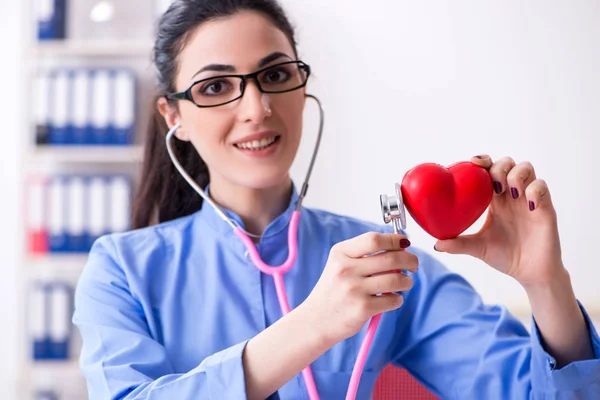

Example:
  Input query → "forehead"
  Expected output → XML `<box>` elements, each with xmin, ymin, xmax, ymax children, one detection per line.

<box><xmin>177</xmin><ymin>11</ymin><xmax>295</xmax><ymax>84</ymax></box>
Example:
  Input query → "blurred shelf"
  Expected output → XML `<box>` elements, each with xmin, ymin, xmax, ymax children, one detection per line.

<box><xmin>29</xmin><ymin>359</ymin><xmax>80</xmax><ymax>374</ymax></box>
<box><xmin>25</xmin><ymin>254</ymin><xmax>89</xmax><ymax>276</ymax></box>
<box><xmin>30</xmin><ymin>39</ymin><xmax>154</xmax><ymax>57</ymax></box>
<box><xmin>29</xmin><ymin>145</ymin><xmax>144</xmax><ymax>163</ymax></box>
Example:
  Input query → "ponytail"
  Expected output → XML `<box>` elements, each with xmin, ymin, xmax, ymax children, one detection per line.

<box><xmin>131</xmin><ymin>98</ymin><xmax>209</xmax><ymax>229</ymax></box>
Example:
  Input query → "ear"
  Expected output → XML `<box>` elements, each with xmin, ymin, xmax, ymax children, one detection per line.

<box><xmin>157</xmin><ymin>97</ymin><xmax>190</xmax><ymax>141</ymax></box>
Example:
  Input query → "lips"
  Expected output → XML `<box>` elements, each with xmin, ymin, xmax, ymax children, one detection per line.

<box><xmin>233</xmin><ymin>130</ymin><xmax>278</xmax><ymax>143</ymax></box>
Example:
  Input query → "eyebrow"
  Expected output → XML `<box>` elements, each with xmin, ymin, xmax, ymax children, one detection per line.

<box><xmin>190</xmin><ymin>52</ymin><xmax>293</xmax><ymax>80</ymax></box>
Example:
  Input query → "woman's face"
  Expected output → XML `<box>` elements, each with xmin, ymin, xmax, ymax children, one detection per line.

<box><xmin>162</xmin><ymin>11</ymin><xmax>305</xmax><ymax>191</ymax></box>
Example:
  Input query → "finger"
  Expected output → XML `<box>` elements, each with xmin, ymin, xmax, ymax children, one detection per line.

<box><xmin>506</xmin><ymin>161</ymin><xmax>537</xmax><ymax>200</ymax></box>
<box><xmin>364</xmin><ymin>272</ymin><xmax>414</xmax><ymax>295</ymax></box>
<box><xmin>471</xmin><ymin>154</ymin><xmax>493</xmax><ymax>169</ymax></box>
<box><xmin>336</xmin><ymin>232</ymin><xmax>410</xmax><ymax>259</ymax></box>
<box><xmin>368</xmin><ymin>292</ymin><xmax>404</xmax><ymax>314</ymax></box>
<box><xmin>489</xmin><ymin>156</ymin><xmax>516</xmax><ymax>195</ymax></box>
<box><xmin>525</xmin><ymin>179</ymin><xmax>553</xmax><ymax>212</ymax></box>
<box><xmin>434</xmin><ymin>233</ymin><xmax>485</xmax><ymax>259</ymax></box>
<box><xmin>359</xmin><ymin>249</ymin><xmax>419</xmax><ymax>276</ymax></box>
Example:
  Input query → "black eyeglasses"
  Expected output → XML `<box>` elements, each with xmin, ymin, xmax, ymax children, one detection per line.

<box><xmin>166</xmin><ymin>60</ymin><xmax>311</xmax><ymax>108</ymax></box>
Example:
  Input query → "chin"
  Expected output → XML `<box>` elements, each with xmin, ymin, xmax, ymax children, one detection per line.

<box><xmin>235</xmin><ymin>171</ymin><xmax>291</xmax><ymax>190</ymax></box>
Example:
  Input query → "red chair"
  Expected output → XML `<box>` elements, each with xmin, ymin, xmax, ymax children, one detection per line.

<box><xmin>373</xmin><ymin>365</ymin><xmax>438</xmax><ymax>400</ymax></box>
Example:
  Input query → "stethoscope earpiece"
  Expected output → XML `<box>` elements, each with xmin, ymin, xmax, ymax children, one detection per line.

<box><xmin>380</xmin><ymin>182</ymin><xmax>407</xmax><ymax>234</ymax></box>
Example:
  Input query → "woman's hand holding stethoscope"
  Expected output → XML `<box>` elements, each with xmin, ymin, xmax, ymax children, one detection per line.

<box><xmin>303</xmin><ymin>232</ymin><xmax>418</xmax><ymax>345</ymax></box>
<box><xmin>434</xmin><ymin>154</ymin><xmax>565</xmax><ymax>289</ymax></box>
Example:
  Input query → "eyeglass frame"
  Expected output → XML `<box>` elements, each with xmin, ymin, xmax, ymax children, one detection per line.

<box><xmin>165</xmin><ymin>60</ymin><xmax>311</xmax><ymax>108</ymax></box>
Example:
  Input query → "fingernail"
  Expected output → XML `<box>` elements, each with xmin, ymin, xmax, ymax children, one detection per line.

<box><xmin>529</xmin><ymin>201</ymin><xmax>535</xmax><ymax>211</ymax></box>
<box><xmin>433</xmin><ymin>244</ymin><xmax>439</xmax><ymax>251</ymax></box>
<box><xmin>475</xmin><ymin>155</ymin><xmax>485</xmax><ymax>159</ymax></box>
<box><xmin>493</xmin><ymin>181</ymin><xmax>502</xmax><ymax>194</ymax></box>
<box><xmin>511</xmin><ymin>187</ymin><xmax>519</xmax><ymax>199</ymax></box>
<box><xmin>400</xmin><ymin>239</ymin><xmax>411</xmax><ymax>249</ymax></box>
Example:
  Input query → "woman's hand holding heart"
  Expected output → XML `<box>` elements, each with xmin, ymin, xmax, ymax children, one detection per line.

<box><xmin>434</xmin><ymin>154</ymin><xmax>593</xmax><ymax>368</ymax></box>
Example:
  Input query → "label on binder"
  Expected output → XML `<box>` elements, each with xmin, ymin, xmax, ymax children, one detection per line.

<box><xmin>71</xmin><ymin>70</ymin><xmax>90</xmax><ymax>144</ymax></box>
<box><xmin>49</xmin><ymin>285</ymin><xmax>70</xmax><ymax>359</ymax></box>
<box><xmin>109</xmin><ymin>177</ymin><xmax>131</xmax><ymax>233</ymax></box>
<box><xmin>49</xmin><ymin>71</ymin><xmax>70</xmax><ymax>144</ymax></box>
<box><xmin>89</xmin><ymin>177</ymin><xmax>107</xmax><ymax>239</ymax></box>
<box><xmin>66</xmin><ymin>177</ymin><xmax>86</xmax><ymax>251</ymax></box>
<box><xmin>48</xmin><ymin>178</ymin><xmax>66</xmax><ymax>252</ymax></box>
<box><xmin>34</xmin><ymin>71</ymin><xmax>51</xmax><ymax>145</ymax></box>
<box><xmin>91</xmin><ymin>70</ymin><xmax>111</xmax><ymax>144</ymax></box>
<box><xmin>113</xmin><ymin>70</ymin><xmax>135</xmax><ymax>144</ymax></box>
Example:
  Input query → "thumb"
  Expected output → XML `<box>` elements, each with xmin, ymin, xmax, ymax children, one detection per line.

<box><xmin>434</xmin><ymin>233</ymin><xmax>485</xmax><ymax>259</ymax></box>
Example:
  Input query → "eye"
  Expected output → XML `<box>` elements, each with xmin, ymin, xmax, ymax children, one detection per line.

<box><xmin>262</xmin><ymin>68</ymin><xmax>290</xmax><ymax>84</ymax></box>
<box><xmin>199</xmin><ymin>79</ymin><xmax>233</xmax><ymax>96</ymax></box>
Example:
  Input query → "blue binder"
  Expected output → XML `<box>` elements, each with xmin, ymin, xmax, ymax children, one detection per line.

<box><xmin>90</xmin><ymin>69</ymin><xmax>113</xmax><ymax>145</ymax></box>
<box><xmin>65</xmin><ymin>175</ymin><xmax>88</xmax><ymax>252</ymax></box>
<box><xmin>48</xmin><ymin>176</ymin><xmax>68</xmax><ymax>252</ymax></box>
<box><xmin>48</xmin><ymin>70</ymin><xmax>71</xmax><ymax>145</ymax></box>
<box><xmin>111</xmin><ymin>69</ymin><xmax>137</xmax><ymax>145</ymax></box>
<box><xmin>34</xmin><ymin>70</ymin><xmax>51</xmax><ymax>145</ymax></box>
<box><xmin>87</xmin><ymin>175</ymin><xmax>109</xmax><ymax>249</ymax></box>
<box><xmin>70</xmin><ymin>69</ymin><xmax>92</xmax><ymax>145</ymax></box>
<box><xmin>48</xmin><ymin>282</ymin><xmax>72</xmax><ymax>359</ymax></box>
<box><xmin>31</xmin><ymin>282</ymin><xmax>50</xmax><ymax>360</ymax></box>
<box><xmin>37</xmin><ymin>0</ymin><xmax>67</xmax><ymax>41</ymax></box>
<box><xmin>108</xmin><ymin>175</ymin><xmax>132</xmax><ymax>233</ymax></box>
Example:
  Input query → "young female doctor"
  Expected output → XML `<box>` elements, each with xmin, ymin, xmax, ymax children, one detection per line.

<box><xmin>72</xmin><ymin>0</ymin><xmax>600</xmax><ymax>399</ymax></box>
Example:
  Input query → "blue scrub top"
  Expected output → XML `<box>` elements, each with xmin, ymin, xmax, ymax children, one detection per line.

<box><xmin>72</xmin><ymin>184</ymin><xmax>600</xmax><ymax>399</ymax></box>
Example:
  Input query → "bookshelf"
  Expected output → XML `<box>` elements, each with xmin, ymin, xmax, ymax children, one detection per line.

<box><xmin>17</xmin><ymin>1</ymin><xmax>166</xmax><ymax>398</ymax></box>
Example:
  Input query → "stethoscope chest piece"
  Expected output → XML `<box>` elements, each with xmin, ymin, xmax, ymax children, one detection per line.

<box><xmin>380</xmin><ymin>182</ymin><xmax>407</xmax><ymax>234</ymax></box>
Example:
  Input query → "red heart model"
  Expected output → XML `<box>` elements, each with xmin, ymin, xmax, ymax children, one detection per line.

<box><xmin>401</xmin><ymin>161</ymin><xmax>494</xmax><ymax>240</ymax></box>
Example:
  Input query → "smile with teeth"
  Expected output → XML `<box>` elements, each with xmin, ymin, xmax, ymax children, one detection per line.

<box><xmin>234</xmin><ymin>136</ymin><xmax>279</xmax><ymax>150</ymax></box>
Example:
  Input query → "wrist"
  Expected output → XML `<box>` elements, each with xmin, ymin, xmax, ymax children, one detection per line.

<box><xmin>520</xmin><ymin>262</ymin><xmax>570</xmax><ymax>294</ymax></box>
<box><xmin>295</xmin><ymin>299</ymin><xmax>339</xmax><ymax>350</ymax></box>
<box><xmin>292</xmin><ymin>299</ymin><xmax>341</xmax><ymax>351</ymax></box>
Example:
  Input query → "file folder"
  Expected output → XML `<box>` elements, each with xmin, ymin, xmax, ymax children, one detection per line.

<box><xmin>48</xmin><ymin>177</ymin><xmax>67</xmax><ymax>252</ymax></box>
<box><xmin>112</xmin><ymin>69</ymin><xmax>136</xmax><ymax>145</ymax></box>
<box><xmin>30</xmin><ymin>282</ymin><xmax>49</xmax><ymax>360</ymax></box>
<box><xmin>36</xmin><ymin>0</ymin><xmax>67</xmax><ymax>40</ymax></box>
<box><xmin>71</xmin><ymin>69</ymin><xmax>91</xmax><ymax>145</ymax></box>
<box><xmin>87</xmin><ymin>176</ymin><xmax>108</xmax><ymax>249</ymax></box>
<box><xmin>48</xmin><ymin>70</ymin><xmax>71</xmax><ymax>145</ymax></box>
<box><xmin>66</xmin><ymin>176</ymin><xmax>87</xmax><ymax>252</ymax></box>
<box><xmin>33</xmin><ymin>70</ymin><xmax>51</xmax><ymax>145</ymax></box>
<box><xmin>90</xmin><ymin>70</ymin><xmax>112</xmax><ymax>145</ymax></box>
<box><xmin>48</xmin><ymin>283</ymin><xmax>71</xmax><ymax>359</ymax></box>
<box><xmin>108</xmin><ymin>176</ymin><xmax>131</xmax><ymax>233</ymax></box>
<box><xmin>27</xmin><ymin>177</ymin><xmax>49</xmax><ymax>254</ymax></box>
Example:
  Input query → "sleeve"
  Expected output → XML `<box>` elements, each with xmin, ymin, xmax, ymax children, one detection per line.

<box><xmin>390</xmin><ymin>249</ymin><xmax>600</xmax><ymax>399</ymax></box>
<box><xmin>72</xmin><ymin>236</ymin><xmax>252</xmax><ymax>400</ymax></box>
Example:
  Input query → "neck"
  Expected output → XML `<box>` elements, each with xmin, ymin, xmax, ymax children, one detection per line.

<box><xmin>208</xmin><ymin>176</ymin><xmax>293</xmax><ymax>239</ymax></box>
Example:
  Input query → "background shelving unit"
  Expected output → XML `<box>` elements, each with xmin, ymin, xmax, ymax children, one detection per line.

<box><xmin>18</xmin><ymin>1</ymin><xmax>170</xmax><ymax>398</ymax></box>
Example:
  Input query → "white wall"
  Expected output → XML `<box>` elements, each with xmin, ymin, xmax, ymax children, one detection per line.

<box><xmin>284</xmin><ymin>0</ymin><xmax>600</xmax><ymax>316</ymax></box>
<box><xmin>0</xmin><ymin>0</ymin><xmax>23</xmax><ymax>398</ymax></box>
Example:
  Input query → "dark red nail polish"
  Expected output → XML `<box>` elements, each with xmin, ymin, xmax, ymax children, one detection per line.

<box><xmin>493</xmin><ymin>181</ymin><xmax>502</xmax><ymax>194</ymax></box>
<box><xmin>400</xmin><ymin>239</ymin><xmax>411</xmax><ymax>249</ymax></box>
<box><xmin>433</xmin><ymin>244</ymin><xmax>439</xmax><ymax>251</ymax></box>
<box><xmin>475</xmin><ymin>155</ymin><xmax>484</xmax><ymax>159</ymax></box>
<box><xmin>511</xmin><ymin>187</ymin><xmax>519</xmax><ymax>199</ymax></box>
<box><xmin>529</xmin><ymin>201</ymin><xmax>535</xmax><ymax>211</ymax></box>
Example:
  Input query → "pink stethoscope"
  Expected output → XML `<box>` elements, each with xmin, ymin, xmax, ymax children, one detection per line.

<box><xmin>166</xmin><ymin>94</ymin><xmax>408</xmax><ymax>400</ymax></box>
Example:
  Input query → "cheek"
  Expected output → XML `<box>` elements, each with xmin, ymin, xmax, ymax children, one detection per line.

<box><xmin>281</xmin><ymin>97</ymin><xmax>305</xmax><ymax>140</ymax></box>
<box><xmin>183</xmin><ymin>109</ymin><xmax>233</xmax><ymax>153</ymax></box>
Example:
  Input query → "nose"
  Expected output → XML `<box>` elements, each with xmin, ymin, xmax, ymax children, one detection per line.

<box><xmin>236</xmin><ymin>79</ymin><xmax>272</xmax><ymax>123</ymax></box>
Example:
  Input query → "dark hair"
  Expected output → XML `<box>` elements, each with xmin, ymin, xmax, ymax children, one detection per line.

<box><xmin>132</xmin><ymin>0</ymin><xmax>298</xmax><ymax>229</ymax></box>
